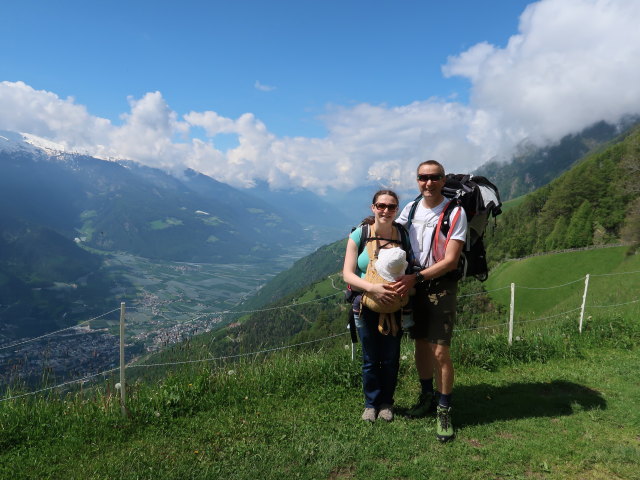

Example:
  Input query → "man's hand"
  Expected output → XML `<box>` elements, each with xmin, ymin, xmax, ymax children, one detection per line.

<box><xmin>391</xmin><ymin>274</ymin><xmax>417</xmax><ymax>297</ymax></box>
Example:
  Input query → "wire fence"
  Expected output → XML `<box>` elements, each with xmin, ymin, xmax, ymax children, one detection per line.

<box><xmin>1</xmin><ymin>269</ymin><xmax>638</xmax><ymax>404</ymax></box>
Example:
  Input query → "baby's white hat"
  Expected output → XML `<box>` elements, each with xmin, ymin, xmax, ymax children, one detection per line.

<box><xmin>375</xmin><ymin>247</ymin><xmax>408</xmax><ymax>282</ymax></box>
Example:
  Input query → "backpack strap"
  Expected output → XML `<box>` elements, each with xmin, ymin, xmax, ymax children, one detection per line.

<box><xmin>431</xmin><ymin>200</ymin><xmax>462</xmax><ymax>264</ymax></box>
<box><xmin>356</xmin><ymin>224</ymin><xmax>369</xmax><ymax>258</ymax></box>
<box><xmin>357</xmin><ymin>223</ymin><xmax>403</xmax><ymax>257</ymax></box>
<box><xmin>394</xmin><ymin>221</ymin><xmax>415</xmax><ymax>269</ymax></box>
<box><xmin>406</xmin><ymin>193</ymin><xmax>423</xmax><ymax>228</ymax></box>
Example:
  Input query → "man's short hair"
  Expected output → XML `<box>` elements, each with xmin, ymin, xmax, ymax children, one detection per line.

<box><xmin>417</xmin><ymin>160</ymin><xmax>445</xmax><ymax>176</ymax></box>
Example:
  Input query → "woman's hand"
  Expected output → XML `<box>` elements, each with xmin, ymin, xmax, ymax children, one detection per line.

<box><xmin>367</xmin><ymin>283</ymin><xmax>400</xmax><ymax>304</ymax></box>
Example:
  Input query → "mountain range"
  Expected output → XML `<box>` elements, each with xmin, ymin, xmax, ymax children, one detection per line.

<box><xmin>1</xmin><ymin>118</ymin><xmax>637</xmax><ymax>348</ymax></box>
<box><xmin>0</xmin><ymin>130</ymin><xmax>349</xmax><ymax>341</ymax></box>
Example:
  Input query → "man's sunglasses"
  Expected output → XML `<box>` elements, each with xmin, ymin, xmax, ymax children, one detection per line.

<box><xmin>374</xmin><ymin>202</ymin><xmax>398</xmax><ymax>211</ymax></box>
<box><xmin>417</xmin><ymin>174</ymin><xmax>444</xmax><ymax>182</ymax></box>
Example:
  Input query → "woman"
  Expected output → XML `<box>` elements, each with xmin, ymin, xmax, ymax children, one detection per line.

<box><xmin>342</xmin><ymin>189</ymin><xmax>410</xmax><ymax>422</ymax></box>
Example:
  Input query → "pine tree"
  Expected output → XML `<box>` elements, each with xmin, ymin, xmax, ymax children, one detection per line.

<box><xmin>546</xmin><ymin>217</ymin><xmax>569</xmax><ymax>250</ymax></box>
<box><xmin>566</xmin><ymin>200</ymin><xmax>594</xmax><ymax>248</ymax></box>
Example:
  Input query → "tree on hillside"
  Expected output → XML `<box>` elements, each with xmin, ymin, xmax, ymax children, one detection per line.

<box><xmin>620</xmin><ymin>198</ymin><xmax>640</xmax><ymax>248</ymax></box>
<box><xmin>619</xmin><ymin>129</ymin><xmax>640</xmax><ymax>248</ymax></box>
<box><xmin>566</xmin><ymin>200</ymin><xmax>594</xmax><ymax>248</ymax></box>
<box><xmin>546</xmin><ymin>217</ymin><xmax>569</xmax><ymax>251</ymax></box>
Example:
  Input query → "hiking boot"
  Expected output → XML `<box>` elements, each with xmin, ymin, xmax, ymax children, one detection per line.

<box><xmin>406</xmin><ymin>392</ymin><xmax>437</xmax><ymax>418</ymax></box>
<box><xmin>436</xmin><ymin>405</ymin><xmax>454</xmax><ymax>442</ymax></box>
<box><xmin>361</xmin><ymin>407</ymin><xmax>376</xmax><ymax>422</ymax></box>
<box><xmin>378</xmin><ymin>404</ymin><xmax>394</xmax><ymax>422</ymax></box>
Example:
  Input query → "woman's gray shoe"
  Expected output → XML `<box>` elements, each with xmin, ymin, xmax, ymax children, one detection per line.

<box><xmin>378</xmin><ymin>404</ymin><xmax>394</xmax><ymax>422</ymax></box>
<box><xmin>361</xmin><ymin>407</ymin><xmax>377</xmax><ymax>422</ymax></box>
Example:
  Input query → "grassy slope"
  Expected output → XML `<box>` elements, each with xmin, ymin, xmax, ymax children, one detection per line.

<box><xmin>498</xmin><ymin>194</ymin><xmax>527</xmax><ymax>214</ymax></box>
<box><xmin>485</xmin><ymin>246</ymin><xmax>640</xmax><ymax>321</ymax></box>
<box><xmin>1</xmin><ymin>340</ymin><xmax>638</xmax><ymax>479</ymax></box>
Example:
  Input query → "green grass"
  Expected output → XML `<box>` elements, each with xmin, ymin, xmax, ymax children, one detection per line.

<box><xmin>485</xmin><ymin>247</ymin><xmax>640</xmax><ymax>323</ymax></box>
<box><xmin>149</xmin><ymin>218</ymin><xmax>184</xmax><ymax>230</ymax></box>
<box><xmin>2</xmin><ymin>311</ymin><xmax>639</xmax><ymax>480</ymax></box>
<box><xmin>499</xmin><ymin>194</ymin><xmax>528</xmax><ymax>214</ymax></box>
<box><xmin>296</xmin><ymin>274</ymin><xmax>344</xmax><ymax>303</ymax></box>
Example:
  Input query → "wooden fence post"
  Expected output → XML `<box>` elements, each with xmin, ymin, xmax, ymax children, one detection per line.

<box><xmin>579</xmin><ymin>274</ymin><xmax>590</xmax><ymax>333</ymax></box>
<box><xmin>119</xmin><ymin>302</ymin><xmax>126</xmax><ymax>417</ymax></box>
<box><xmin>508</xmin><ymin>283</ymin><xmax>515</xmax><ymax>346</ymax></box>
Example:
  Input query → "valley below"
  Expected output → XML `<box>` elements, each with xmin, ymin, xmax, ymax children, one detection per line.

<box><xmin>0</xmin><ymin>242</ymin><xmax>322</xmax><ymax>392</ymax></box>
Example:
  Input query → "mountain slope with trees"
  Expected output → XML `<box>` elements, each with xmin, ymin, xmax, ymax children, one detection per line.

<box><xmin>485</xmin><ymin>124</ymin><xmax>640</xmax><ymax>261</ymax></box>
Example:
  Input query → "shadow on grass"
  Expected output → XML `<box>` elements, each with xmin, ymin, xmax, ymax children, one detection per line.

<box><xmin>398</xmin><ymin>381</ymin><xmax>606</xmax><ymax>427</ymax></box>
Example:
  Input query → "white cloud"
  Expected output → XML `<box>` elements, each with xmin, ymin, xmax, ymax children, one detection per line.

<box><xmin>1</xmin><ymin>0</ymin><xmax>640</xmax><ymax>193</ymax></box>
<box><xmin>0</xmin><ymin>81</ymin><xmax>111</xmax><ymax>151</ymax></box>
<box><xmin>107</xmin><ymin>92</ymin><xmax>191</xmax><ymax>172</ymax></box>
<box><xmin>444</xmin><ymin>0</ymin><xmax>640</xmax><ymax>144</ymax></box>
<box><xmin>254</xmin><ymin>80</ymin><xmax>276</xmax><ymax>92</ymax></box>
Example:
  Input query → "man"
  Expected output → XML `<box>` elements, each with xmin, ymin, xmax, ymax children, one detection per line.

<box><xmin>393</xmin><ymin>160</ymin><xmax>467</xmax><ymax>442</ymax></box>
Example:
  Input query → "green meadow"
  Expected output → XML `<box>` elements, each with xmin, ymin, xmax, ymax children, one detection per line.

<box><xmin>1</xmin><ymin>328</ymin><xmax>638</xmax><ymax>479</ymax></box>
<box><xmin>485</xmin><ymin>246</ymin><xmax>640</xmax><ymax>330</ymax></box>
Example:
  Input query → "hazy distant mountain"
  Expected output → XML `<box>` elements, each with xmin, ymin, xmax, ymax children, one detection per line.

<box><xmin>0</xmin><ymin>129</ymin><xmax>337</xmax><ymax>342</ymax></box>
<box><xmin>245</xmin><ymin>180</ymin><xmax>353</xmax><ymax>241</ymax></box>
<box><xmin>0</xmin><ymin>130</ymin><xmax>314</xmax><ymax>264</ymax></box>
<box><xmin>474</xmin><ymin>119</ymin><xmax>639</xmax><ymax>201</ymax></box>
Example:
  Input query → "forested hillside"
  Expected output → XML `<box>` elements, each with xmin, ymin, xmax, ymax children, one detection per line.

<box><xmin>0</xmin><ymin>216</ymin><xmax>126</xmax><ymax>337</ymax></box>
<box><xmin>485</xmin><ymin>125</ymin><xmax>640</xmax><ymax>261</ymax></box>
<box><xmin>233</xmin><ymin>239</ymin><xmax>347</xmax><ymax>312</ymax></box>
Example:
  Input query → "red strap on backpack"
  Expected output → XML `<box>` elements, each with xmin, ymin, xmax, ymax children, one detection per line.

<box><xmin>432</xmin><ymin>200</ymin><xmax>461</xmax><ymax>263</ymax></box>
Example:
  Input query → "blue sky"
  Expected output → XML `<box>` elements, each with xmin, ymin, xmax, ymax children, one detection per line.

<box><xmin>2</xmin><ymin>0</ymin><xmax>640</xmax><ymax>192</ymax></box>
<box><xmin>3</xmin><ymin>0</ymin><xmax>529</xmax><ymax>136</ymax></box>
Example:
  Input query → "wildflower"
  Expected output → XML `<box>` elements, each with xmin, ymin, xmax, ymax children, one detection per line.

<box><xmin>401</xmin><ymin>355</ymin><xmax>408</xmax><ymax>361</ymax></box>
<box><xmin>227</xmin><ymin>370</ymin><xmax>236</xmax><ymax>376</ymax></box>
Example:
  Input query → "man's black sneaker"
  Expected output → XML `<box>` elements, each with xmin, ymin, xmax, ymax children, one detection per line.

<box><xmin>406</xmin><ymin>392</ymin><xmax>437</xmax><ymax>418</ymax></box>
<box><xmin>436</xmin><ymin>405</ymin><xmax>454</xmax><ymax>442</ymax></box>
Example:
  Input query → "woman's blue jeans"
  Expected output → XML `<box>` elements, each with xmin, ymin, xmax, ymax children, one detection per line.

<box><xmin>357</xmin><ymin>306</ymin><xmax>403</xmax><ymax>408</ymax></box>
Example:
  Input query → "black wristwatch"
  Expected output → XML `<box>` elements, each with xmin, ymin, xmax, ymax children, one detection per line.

<box><xmin>415</xmin><ymin>272</ymin><xmax>426</xmax><ymax>284</ymax></box>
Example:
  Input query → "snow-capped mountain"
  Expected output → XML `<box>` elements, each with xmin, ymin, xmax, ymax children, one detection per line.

<box><xmin>0</xmin><ymin>129</ymin><xmax>321</xmax><ymax>264</ymax></box>
<box><xmin>0</xmin><ymin>130</ymin><xmax>66</xmax><ymax>156</ymax></box>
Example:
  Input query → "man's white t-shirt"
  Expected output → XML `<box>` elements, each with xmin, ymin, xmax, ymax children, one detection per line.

<box><xmin>396</xmin><ymin>197</ymin><xmax>467</xmax><ymax>267</ymax></box>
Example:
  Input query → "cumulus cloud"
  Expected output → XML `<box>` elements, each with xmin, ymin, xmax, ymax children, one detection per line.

<box><xmin>1</xmin><ymin>0</ymin><xmax>640</xmax><ymax>193</ymax></box>
<box><xmin>0</xmin><ymin>81</ymin><xmax>111</xmax><ymax>151</ymax></box>
<box><xmin>444</xmin><ymin>0</ymin><xmax>640</xmax><ymax>144</ymax></box>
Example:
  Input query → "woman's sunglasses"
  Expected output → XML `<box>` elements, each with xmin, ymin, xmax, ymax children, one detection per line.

<box><xmin>374</xmin><ymin>202</ymin><xmax>398</xmax><ymax>211</ymax></box>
